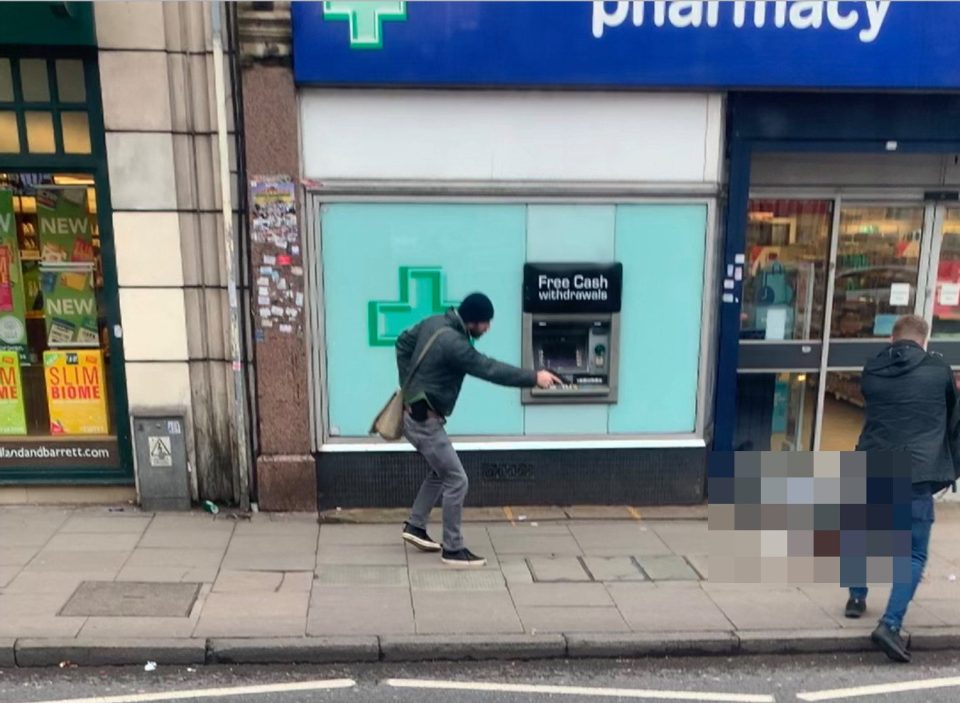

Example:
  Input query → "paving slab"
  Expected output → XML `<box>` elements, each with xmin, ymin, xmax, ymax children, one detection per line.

<box><xmin>409</xmin><ymin>568</ymin><xmax>505</xmax><ymax>591</ymax></box>
<box><xmin>233</xmin><ymin>518</ymin><xmax>319</xmax><ymax>537</ymax></box>
<box><xmin>138</xmin><ymin>528</ymin><xmax>234</xmax><ymax>550</ymax></box>
<box><xmin>115</xmin><ymin>566</ymin><xmax>220</xmax><ymax>583</ymax></box>
<box><xmin>24</xmin><ymin>550</ymin><xmax>129</xmax><ymax>572</ymax></box>
<box><xmin>0</xmin><ymin>547</ymin><xmax>42</xmax><ymax>566</ymax></box>
<box><xmin>649</xmin><ymin>522</ymin><xmax>709</xmax><ymax>556</ymax></box>
<box><xmin>505</xmin><ymin>506</ymin><xmax>568</xmax><ymax>521</ymax></box>
<box><xmin>0</xmin><ymin>566</ymin><xmax>21</xmax><ymax>588</ymax></box>
<box><xmin>59</xmin><ymin>515</ymin><xmax>152</xmax><ymax>534</ymax></box>
<box><xmin>380</xmin><ymin>633</ymin><xmax>565</xmax><ymax>662</ymax></box>
<box><xmin>209</xmin><ymin>637</ymin><xmax>378</xmax><ymax>664</ymax></box>
<box><xmin>582</xmin><ymin>556</ymin><xmax>647</xmax><ymax>582</ymax></box>
<box><xmin>569</xmin><ymin>524</ymin><xmax>672</xmax><ymax>557</ymax></box>
<box><xmin>124</xmin><ymin>548</ymin><xmax>226</xmax><ymax>569</ymax></box>
<box><xmin>59</xmin><ymin>581</ymin><xmax>201</xmax><ymax>617</ymax></box>
<box><xmin>314</xmin><ymin>565</ymin><xmax>408</xmax><ymax>586</ymax></box>
<box><xmin>308</xmin><ymin>585</ymin><xmax>415</xmax><ymax>635</ymax></box>
<box><xmin>499</xmin><ymin>557</ymin><xmax>535</xmax><ymax>585</ymax></box>
<box><xmin>526</xmin><ymin>556</ymin><xmax>591</xmax><ymax>582</ymax></box>
<box><xmin>15</xmin><ymin>638</ymin><xmax>205</xmax><ymax>667</ymax></box>
<box><xmin>508</xmin><ymin>583</ymin><xmax>613</xmax><ymax>608</ymax></box>
<box><xmin>563</xmin><ymin>506</ymin><xmax>636</xmax><ymax>520</ymax></box>
<box><xmin>608</xmin><ymin>582</ymin><xmax>733</xmax><ymax>632</ymax></box>
<box><xmin>0</xmin><ymin>593</ymin><xmax>74</xmax><ymax>617</ymax></box>
<box><xmin>78</xmin><ymin>616</ymin><xmax>199</xmax><ymax>639</ymax></box>
<box><xmin>2</xmin><ymin>571</ymin><xmax>117</xmax><ymax>595</ymax></box>
<box><xmin>518</xmin><ymin>606</ymin><xmax>630</xmax><ymax>633</ymax></box>
<box><xmin>194</xmin><ymin>591</ymin><xmax>309</xmax><ymax>638</ymax></box>
<box><xmin>910</xmin><ymin>598</ymin><xmax>960</xmax><ymax>626</ymax></box>
<box><xmin>635</xmin><ymin>555</ymin><xmax>700</xmax><ymax>581</ymax></box>
<box><xmin>704</xmin><ymin>584</ymin><xmax>839</xmax><ymax>631</ymax></box>
<box><xmin>318</xmin><ymin>524</ymin><xmax>402</xmax><ymax>546</ymax></box>
<box><xmin>317</xmin><ymin>545</ymin><xmax>406</xmax><ymax>566</ymax></box>
<box><xmin>566</xmin><ymin>631</ymin><xmax>738</xmax><ymax>658</ymax></box>
<box><xmin>413</xmin><ymin>590</ymin><xmax>523</xmax><ymax>634</ymax></box>
<box><xmin>0</xmin><ymin>616</ymin><xmax>87</xmax><ymax>639</ymax></box>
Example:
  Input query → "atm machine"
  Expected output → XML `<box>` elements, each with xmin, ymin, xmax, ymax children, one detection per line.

<box><xmin>521</xmin><ymin>262</ymin><xmax>622</xmax><ymax>405</ymax></box>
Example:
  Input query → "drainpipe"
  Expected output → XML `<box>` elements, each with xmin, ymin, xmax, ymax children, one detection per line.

<box><xmin>211</xmin><ymin>1</ymin><xmax>251</xmax><ymax>512</ymax></box>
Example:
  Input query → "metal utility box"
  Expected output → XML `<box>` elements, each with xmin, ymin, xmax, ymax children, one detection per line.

<box><xmin>132</xmin><ymin>414</ymin><xmax>190</xmax><ymax>511</ymax></box>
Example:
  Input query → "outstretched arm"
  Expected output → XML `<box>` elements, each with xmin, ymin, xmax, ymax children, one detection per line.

<box><xmin>447</xmin><ymin>335</ymin><xmax>538</xmax><ymax>388</ymax></box>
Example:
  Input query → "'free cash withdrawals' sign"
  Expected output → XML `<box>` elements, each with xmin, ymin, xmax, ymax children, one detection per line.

<box><xmin>0</xmin><ymin>350</ymin><xmax>26</xmax><ymax>435</ymax></box>
<box><xmin>44</xmin><ymin>349</ymin><xmax>108</xmax><ymax>435</ymax></box>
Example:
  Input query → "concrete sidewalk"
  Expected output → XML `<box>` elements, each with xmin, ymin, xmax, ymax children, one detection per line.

<box><xmin>3</xmin><ymin>503</ymin><xmax>960</xmax><ymax>667</ymax></box>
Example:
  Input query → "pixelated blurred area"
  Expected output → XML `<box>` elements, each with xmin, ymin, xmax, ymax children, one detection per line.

<box><xmin>708</xmin><ymin>451</ymin><xmax>912</xmax><ymax>585</ymax></box>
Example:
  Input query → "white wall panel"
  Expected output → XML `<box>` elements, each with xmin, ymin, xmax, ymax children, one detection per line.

<box><xmin>300</xmin><ymin>90</ymin><xmax>721</xmax><ymax>184</ymax></box>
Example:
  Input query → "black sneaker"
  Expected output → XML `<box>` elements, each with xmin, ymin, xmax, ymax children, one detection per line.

<box><xmin>441</xmin><ymin>547</ymin><xmax>487</xmax><ymax>567</ymax></box>
<box><xmin>845</xmin><ymin>596</ymin><xmax>866</xmax><ymax>619</ymax></box>
<box><xmin>401</xmin><ymin>522</ymin><xmax>441</xmax><ymax>552</ymax></box>
<box><xmin>871</xmin><ymin>622</ymin><xmax>911</xmax><ymax>663</ymax></box>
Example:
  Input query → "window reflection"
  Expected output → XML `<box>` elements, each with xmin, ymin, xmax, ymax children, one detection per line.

<box><xmin>741</xmin><ymin>200</ymin><xmax>832</xmax><ymax>341</ymax></box>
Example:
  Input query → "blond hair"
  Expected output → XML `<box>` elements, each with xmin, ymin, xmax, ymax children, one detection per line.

<box><xmin>892</xmin><ymin>314</ymin><xmax>929</xmax><ymax>344</ymax></box>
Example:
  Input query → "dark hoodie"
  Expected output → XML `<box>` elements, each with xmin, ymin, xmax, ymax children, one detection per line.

<box><xmin>857</xmin><ymin>339</ymin><xmax>960</xmax><ymax>490</ymax></box>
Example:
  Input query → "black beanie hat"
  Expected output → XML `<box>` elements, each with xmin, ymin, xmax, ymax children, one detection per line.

<box><xmin>458</xmin><ymin>292</ymin><xmax>494</xmax><ymax>324</ymax></box>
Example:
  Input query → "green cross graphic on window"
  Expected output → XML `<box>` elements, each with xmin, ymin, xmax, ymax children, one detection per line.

<box><xmin>368</xmin><ymin>267</ymin><xmax>460</xmax><ymax>347</ymax></box>
<box><xmin>322</xmin><ymin>0</ymin><xmax>407</xmax><ymax>49</ymax></box>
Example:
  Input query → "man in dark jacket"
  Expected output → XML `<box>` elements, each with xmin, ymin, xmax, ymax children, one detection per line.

<box><xmin>396</xmin><ymin>293</ymin><xmax>559</xmax><ymax>567</ymax></box>
<box><xmin>844</xmin><ymin>314</ymin><xmax>960</xmax><ymax>662</ymax></box>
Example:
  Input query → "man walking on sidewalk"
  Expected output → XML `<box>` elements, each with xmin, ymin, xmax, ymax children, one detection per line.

<box><xmin>844</xmin><ymin>314</ymin><xmax>960</xmax><ymax>662</ymax></box>
<box><xmin>395</xmin><ymin>293</ymin><xmax>559</xmax><ymax>567</ymax></box>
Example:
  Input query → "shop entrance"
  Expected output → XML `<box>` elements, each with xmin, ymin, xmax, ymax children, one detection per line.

<box><xmin>734</xmin><ymin>196</ymin><xmax>960</xmax><ymax>452</ymax></box>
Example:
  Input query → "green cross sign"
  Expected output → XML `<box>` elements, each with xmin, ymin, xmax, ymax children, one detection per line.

<box><xmin>368</xmin><ymin>267</ymin><xmax>459</xmax><ymax>347</ymax></box>
<box><xmin>322</xmin><ymin>0</ymin><xmax>407</xmax><ymax>49</ymax></box>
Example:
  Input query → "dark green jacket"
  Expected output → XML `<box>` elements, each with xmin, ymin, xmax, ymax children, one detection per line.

<box><xmin>396</xmin><ymin>308</ymin><xmax>537</xmax><ymax>417</ymax></box>
<box><xmin>857</xmin><ymin>340</ymin><xmax>960</xmax><ymax>490</ymax></box>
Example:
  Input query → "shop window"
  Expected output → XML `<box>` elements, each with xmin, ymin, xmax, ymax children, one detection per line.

<box><xmin>0</xmin><ymin>172</ymin><xmax>117</xmax><ymax>464</ymax></box>
<box><xmin>0</xmin><ymin>111</ymin><xmax>17</xmax><ymax>153</ymax></box>
<box><xmin>55</xmin><ymin>60</ymin><xmax>85</xmax><ymax>103</ymax></box>
<box><xmin>0</xmin><ymin>56</ymin><xmax>93</xmax><ymax>156</ymax></box>
<box><xmin>0</xmin><ymin>59</ymin><xmax>12</xmax><ymax>102</ymax></box>
<box><xmin>734</xmin><ymin>372</ymin><xmax>818</xmax><ymax>452</ymax></box>
<box><xmin>741</xmin><ymin>200</ymin><xmax>833</xmax><ymax>341</ymax></box>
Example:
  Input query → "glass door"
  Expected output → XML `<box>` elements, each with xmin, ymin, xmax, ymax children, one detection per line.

<box><xmin>819</xmin><ymin>203</ymin><xmax>955</xmax><ymax>450</ymax></box>
<box><xmin>734</xmin><ymin>199</ymin><xmax>833</xmax><ymax>451</ymax></box>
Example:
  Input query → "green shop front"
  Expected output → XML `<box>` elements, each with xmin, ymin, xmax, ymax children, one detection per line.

<box><xmin>0</xmin><ymin>3</ymin><xmax>131</xmax><ymax>485</ymax></box>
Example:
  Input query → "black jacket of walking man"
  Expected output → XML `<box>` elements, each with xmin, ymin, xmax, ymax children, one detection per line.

<box><xmin>845</xmin><ymin>314</ymin><xmax>960</xmax><ymax>662</ymax></box>
<box><xmin>395</xmin><ymin>293</ymin><xmax>559</xmax><ymax>567</ymax></box>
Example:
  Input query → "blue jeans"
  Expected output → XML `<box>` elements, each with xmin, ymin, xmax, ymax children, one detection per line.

<box><xmin>849</xmin><ymin>489</ymin><xmax>935</xmax><ymax>632</ymax></box>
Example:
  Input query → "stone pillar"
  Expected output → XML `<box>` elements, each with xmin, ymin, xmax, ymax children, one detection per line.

<box><xmin>94</xmin><ymin>1</ymin><xmax>241</xmax><ymax>503</ymax></box>
<box><xmin>238</xmin><ymin>2</ymin><xmax>316</xmax><ymax>511</ymax></box>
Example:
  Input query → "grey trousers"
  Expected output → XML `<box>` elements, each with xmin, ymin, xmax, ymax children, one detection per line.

<box><xmin>403</xmin><ymin>414</ymin><xmax>468</xmax><ymax>552</ymax></box>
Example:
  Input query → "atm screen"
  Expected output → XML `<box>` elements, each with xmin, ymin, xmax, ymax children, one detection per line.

<box><xmin>538</xmin><ymin>334</ymin><xmax>586</xmax><ymax>369</ymax></box>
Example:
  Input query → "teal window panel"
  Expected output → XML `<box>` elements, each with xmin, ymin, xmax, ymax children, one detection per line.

<box><xmin>608</xmin><ymin>204</ymin><xmax>707</xmax><ymax>434</ymax></box>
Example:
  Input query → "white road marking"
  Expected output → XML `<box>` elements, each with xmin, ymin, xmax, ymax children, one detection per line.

<box><xmin>13</xmin><ymin>679</ymin><xmax>357</xmax><ymax>703</ymax></box>
<box><xmin>797</xmin><ymin>675</ymin><xmax>960</xmax><ymax>701</ymax></box>
<box><xmin>385</xmin><ymin>678</ymin><xmax>776</xmax><ymax>702</ymax></box>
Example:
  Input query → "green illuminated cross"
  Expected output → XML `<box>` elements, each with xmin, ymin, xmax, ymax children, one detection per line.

<box><xmin>368</xmin><ymin>267</ymin><xmax>459</xmax><ymax>347</ymax></box>
<box><xmin>322</xmin><ymin>0</ymin><xmax>407</xmax><ymax>49</ymax></box>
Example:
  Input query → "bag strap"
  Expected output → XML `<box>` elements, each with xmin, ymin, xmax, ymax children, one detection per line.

<box><xmin>401</xmin><ymin>327</ymin><xmax>449</xmax><ymax>391</ymax></box>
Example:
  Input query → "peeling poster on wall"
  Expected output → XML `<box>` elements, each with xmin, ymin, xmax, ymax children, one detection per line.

<box><xmin>249</xmin><ymin>177</ymin><xmax>306</xmax><ymax>340</ymax></box>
